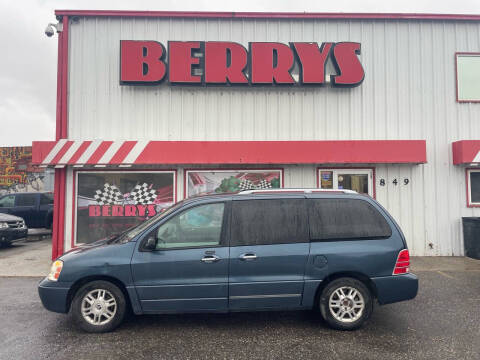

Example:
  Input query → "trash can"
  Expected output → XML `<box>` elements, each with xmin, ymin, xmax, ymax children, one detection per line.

<box><xmin>462</xmin><ymin>217</ymin><xmax>480</xmax><ymax>260</ymax></box>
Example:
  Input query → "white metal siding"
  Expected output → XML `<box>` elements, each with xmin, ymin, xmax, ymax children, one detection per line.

<box><xmin>64</xmin><ymin>17</ymin><xmax>480</xmax><ymax>255</ymax></box>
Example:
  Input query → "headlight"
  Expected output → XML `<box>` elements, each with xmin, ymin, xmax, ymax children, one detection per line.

<box><xmin>47</xmin><ymin>260</ymin><xmax>63</xmax><ymax>281</ymax></box>
<box><xmin>0</xmin><ymin>222</ymin><xmax>8</xmax><ymax>229</ymax></box>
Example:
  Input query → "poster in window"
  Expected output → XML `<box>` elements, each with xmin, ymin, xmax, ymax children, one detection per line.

<box><xmin>320</xmin><ymin>171</ymin><xmax>333</xmax><ymax>189</ymax></box>
<box><xmin>75</xmin><ymin>171</ymin><xmax>175</xmax><ymax>244</ymax></box>
<box><xmin>186</xmin><ymin>170</ymin><xmax>282</xmax><ymax>198</ymax></box>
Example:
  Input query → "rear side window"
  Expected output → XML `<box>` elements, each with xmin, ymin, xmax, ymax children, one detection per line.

<box><xmin>40</xmin><ymin>193</ymin><xmax>54</xmax><ymax>205</ymax></box>
<box><xmin>308</xmin><ymin>198</ymin><xmax>392</xmax><ymax>240</ymax></box>
<box><xmin>15</xmin><ymin>194</ymin><xmax>37</xmax><ymax>207</ymax></box>
<box><xmin>231</xmin><ymin>199</ymin><xmax>308</xmax><ymax>246</ymax></box>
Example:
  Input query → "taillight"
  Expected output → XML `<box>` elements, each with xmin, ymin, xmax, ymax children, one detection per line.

<box><xmin>393</xmin><ymin>249</ymin><xmax>410</xmax><ymax>275</ymax></box>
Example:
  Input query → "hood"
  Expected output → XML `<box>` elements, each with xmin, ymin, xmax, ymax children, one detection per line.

<box><xmin>0</xmin><ymin>213</ymin><xmax>23</xmax><ymax>222</ymax></box>
<box><xmin>61</xmin><ymin>233</ymin><xmax>127</xmax><ymax>257</ymax></box>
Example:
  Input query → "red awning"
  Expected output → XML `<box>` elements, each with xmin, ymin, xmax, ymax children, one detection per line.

<box><xmin>32</xmin><ymin>140</ymin><xmax>427</xmax><ymax>167</ymax></box>
<box><xmin>452</xmin><ymin>140</ymin><xmax>480</xmax><ymax>165</ymax></box>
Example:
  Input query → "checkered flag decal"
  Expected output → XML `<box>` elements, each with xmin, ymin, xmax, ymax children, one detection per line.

<box><xmin>128</xmin><ymin>183</ymin><xmax>157</xmax><ymax>205</ymax></box>
<box><xmin>94</xmin><ymin>183</ymin><xmax>123</xmax><ymax>205</ymax></box>
<box><xmin>238</xmin><ymin>179</ymin><xmax>272</xmax><ymax>191</ymax></box>
<box><xmin>257</xmin><ymin>179</ymin><xmax>272</xmax><ymax>189</ymax></box>
<box><xmin>238</xmin><ymin>179</ymin><xmax>255</xmax><ymax>191</ymax></box>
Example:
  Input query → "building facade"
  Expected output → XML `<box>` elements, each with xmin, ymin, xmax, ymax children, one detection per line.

<box><xmin>33</xmin><ymin>11</ymin><xmax>480</xmax><ymax>258</ymax></box>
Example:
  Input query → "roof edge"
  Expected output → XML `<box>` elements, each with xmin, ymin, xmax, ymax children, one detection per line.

<box><xmin>54</xmin><ymin>10</ymin><xmax>480</xmax><ymax>21</ymax></box>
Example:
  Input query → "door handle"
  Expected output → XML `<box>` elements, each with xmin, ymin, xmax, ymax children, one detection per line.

<box><xmin>201</xmin><ymin>255</ymin><xmax>220</xmax><ymax>263</ymax></box>
<box><xmin>239</xmin><ymin>253</ymin><xmax>257</xmax><ymax>261</ymax></box>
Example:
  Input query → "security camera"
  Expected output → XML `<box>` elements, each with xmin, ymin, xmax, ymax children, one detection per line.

<box><xmin>44</xmin><ymin>22</ymin><xmax>62</xmax><ymax>37</ymax></box>
<box><xmin>45</xmin><ymin>24</ymin><xmax>55</xmax><ymax>37</ymax></box>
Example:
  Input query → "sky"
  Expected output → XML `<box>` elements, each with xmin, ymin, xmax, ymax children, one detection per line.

<box><xmin>1</xmin><ymin>0</ymin><xmax>480</xmax><ymax>147</ymax></box>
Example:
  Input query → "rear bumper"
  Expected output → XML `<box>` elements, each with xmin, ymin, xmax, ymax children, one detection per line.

<box><xmin>372</xmin><ymin>273</ymin><xmax>418</xmax><ymax>305</ymax></box>
<box><xmin>38</xmin><ymin>278</ymin><xmax>71</xmax><ymax>313</ymax></box>
<box><xmin>0</xmin><ymin>228</ymin><xmax>28</xmax><ymax>243</ymax></box>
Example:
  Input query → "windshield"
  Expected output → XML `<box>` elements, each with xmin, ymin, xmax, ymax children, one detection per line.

<box><xmin>122</xmin><ymin>200</ymin><xmax>186</xmax><ymax>241</ymax></box>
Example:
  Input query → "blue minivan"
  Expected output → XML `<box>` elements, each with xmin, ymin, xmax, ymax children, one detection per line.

<box><xmin>38</xmin><ymin>189</ymin><xmax>418</xmax><ymax>333</ymax></box>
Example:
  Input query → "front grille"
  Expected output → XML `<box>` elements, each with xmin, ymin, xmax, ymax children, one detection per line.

<box><xmin>7</xmin><ymin>221</ymin><xmax>24</xmax><ymax>229</ymax></box>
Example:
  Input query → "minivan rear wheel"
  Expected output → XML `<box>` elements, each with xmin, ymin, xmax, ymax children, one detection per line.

<box><xmin>319</xmin><ymin>277</ymin><xmax>373</xmax><ymax>330</ymax></box>
<box><xmin>71</xmin><ymin>280</ymin><xmax>126</xmax><ymax>333</ymax></box>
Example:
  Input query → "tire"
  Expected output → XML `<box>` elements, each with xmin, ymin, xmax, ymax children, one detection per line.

<box><xmin>71</xmin><ymin>280</ymin><xmax>126</xmax><ymax>333</ymax></box>
<box><xmin>319</xmin><ymin>277</ymin><xmax>373</xmax><ymax>331</ymax></box>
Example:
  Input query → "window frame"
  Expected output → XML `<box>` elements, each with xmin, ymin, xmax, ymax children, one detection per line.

<box><xmin>140</xmin><ymin>200</ymin><xmax>230</xmax><ymax>252</ymax></box>
<box><xmin>183</xmin><ymin>168</ymin><xmax>284</xmax><ymax>199</ymax></box>
<box><xmin>71</xmin><ymin>169</ymin><xmax>177</xmax><ymax>248</ymax></box>
<box><xmin>317</xmin><ymin>167</ymin><xmax>375</xmax><ymax>198</ymax></box>
<box><xmin>466</xmin><ymin>168</ymin><xmax>480</xmax><ymax>207</ymax></box>
<box><xmin>456</xmin><ymin>52</ymin><xmax>480</xmax><ymax>103</ymax></box>
<box><xmin>229</xmin><ymin>196</ymin><xmax>309</xmax><ymax>247</ymax></box>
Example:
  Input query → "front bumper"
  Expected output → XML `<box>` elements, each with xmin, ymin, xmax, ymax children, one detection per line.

<box><xmin>38</xmin><ymin>278</ymin><xmax>72</xmax><ymax>313</ymax></box>
<box><xmin>372</xmin><ymin>273</ymin><xmax>419</xmax><ymax>305</ymax></box>
<box><xmin>0</xmin><ymin>228</ymin><xmax>28</xmax><ymax>243</ymax></box>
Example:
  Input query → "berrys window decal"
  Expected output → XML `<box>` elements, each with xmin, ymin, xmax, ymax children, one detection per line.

<box><xmin>75</xmin><ymin>171</ymin><xmax>175</xmax><ymax>245</ymax></box>
<box><xmin>120</xmin><ymin>41</ymin><xmax>364</xmax><ymax>87</ymax></box>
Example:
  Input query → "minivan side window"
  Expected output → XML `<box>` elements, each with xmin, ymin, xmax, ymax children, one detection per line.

<box><xmin>308</xmin><ymin>198</ymin><xmax>392</xmax><ymax>241</ymax></box>
<box><xmin>154</xmin><ymin>202</ymin><xmax>225</xmax><ymax>250</ymax></box>
<box><xmin>231</xmin><ymin>199</ymin><xmax>308</xmax><ymax>246</ymax></box>
<box><xmin>15</xmin><ymin>194</ymin><xmax>37</xmax><ymax>207</ymax></box>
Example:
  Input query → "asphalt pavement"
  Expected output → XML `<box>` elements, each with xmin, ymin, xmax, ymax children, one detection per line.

<box><xmin>0</xmin><ymin>268</ymin><xmax>479</xmax><ymax>360</ymax></box>
<box><xmin>0</xmin><ymin>234</ymin><xmax>51</xmax><ymax>277</ymax></box>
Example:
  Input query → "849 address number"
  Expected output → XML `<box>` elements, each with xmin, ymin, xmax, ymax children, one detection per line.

<box><xmin>379</xmin><ymin>178</ymin><xmax>409</xmax><ymax>186</ymax></box>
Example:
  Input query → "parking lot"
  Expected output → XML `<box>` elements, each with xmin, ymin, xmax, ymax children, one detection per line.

<box><xmin>0</xmin><ymin>230</ymin><xmax>51</xmax><ymax>277</ymax></box>
<box><xmin>0</xmin><ymin>241</ymin><xmax>479</xmax><ymax>360</ymax></box>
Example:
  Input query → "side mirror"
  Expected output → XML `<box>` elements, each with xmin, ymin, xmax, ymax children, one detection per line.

<box><xmin>143</xmin><ymin>236</ymin><xmax>157</xmax><ymax>251</ymax></box>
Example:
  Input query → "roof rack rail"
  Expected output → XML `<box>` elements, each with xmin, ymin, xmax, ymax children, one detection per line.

<box><xmin>238</xmin><ymin>188</ymin><xmax>357</xmax><ymax>195</ymax></box>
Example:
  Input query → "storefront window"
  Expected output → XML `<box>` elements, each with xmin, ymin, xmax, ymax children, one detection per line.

<box><xmin>456</xmin><ymin>54</ymin><xmax>480</xmax><ymax>102</ymax></box>
<box><xmin>75</xmin><ymin>171</ymin><xmax>175</xmax><ymax>245</ymax></box>
<box><xmin>185</xmin><ymin>170</ymin><xmax>282</xmax><ymax>198</ymax></box>
<box><xmin>468</xmin><ymin>169</ymin><xmax>480</xmax><ymax>205</ymax></box>
<box><xmin>318</xmin><ymin>168</ymin><xmax>373</xmax><ymax>196</ymax></box>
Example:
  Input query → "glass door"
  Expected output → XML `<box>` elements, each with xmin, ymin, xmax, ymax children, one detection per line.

<box><xmin>318</xmin><ymin>168</ymin><xmax>373</xmax><ymax>196</ymax></box>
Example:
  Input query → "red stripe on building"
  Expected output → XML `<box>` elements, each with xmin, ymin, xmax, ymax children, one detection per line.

<box><xmin>86</xmin><ymin>141</ymin><xmax>114</xmax><ymax>164</ymax></box>
<box><xmin>452</xmin><ymin>140</ymin><xmax>480</xmax><ymax>165</ymax></box>
<box><xmin>33</xmin><ymin>140</ymin><xmax>427</xmax><ymax>165</ymax></box>
<box><xmin>135</xmin><ymin>140</ymin><xmax>427</xmax><ymax>164</ymax></box>
<box><xmin>109</xmin><ymin>141</ymin><xmax>137</xmax><ymax>164</ymax></box>
<box><xmin>32</xmin><ymin>141</ymin><xmax>56</xmax><ymax>164</ymax></box>
<box><xmin>67</xmin><ymin>141</ymin><xmax>92</xmax><ymax>164</ymax></box>
<box><xmin>49</xmin><ymin>141</ymin><xmax>74</xmax><ymax>165</ymax></box>
<box><xmin>54</xmin><ymin>10</ymin><xmax>480</xmax><ymax>21</ymax></box>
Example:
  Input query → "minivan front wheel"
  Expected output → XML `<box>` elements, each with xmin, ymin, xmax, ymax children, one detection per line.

<box><xmin>319</xmin><ymin>277</ymin><xmax>373</xmax><ymax>330</ymax></box>
<box><xmin>71</xmin><ymin>280</ymin><xmax>126</xmax><ymax>333</ymax></box>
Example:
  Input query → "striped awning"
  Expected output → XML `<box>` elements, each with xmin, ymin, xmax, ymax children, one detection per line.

<box><xmin>33</xmin><ymin>140</ymin><xmax>148</xmax><ymax>168</ymax></box>
<box><xmin>32</xmin><ymin>139</ymin><xmax>427</xmax><ymax>167</ymax></box>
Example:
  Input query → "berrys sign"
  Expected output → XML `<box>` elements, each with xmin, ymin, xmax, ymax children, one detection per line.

<box><xmin>120</xmin><ymin>41</ymin><xmax>364</xmax><ymax>87</ymax></box>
